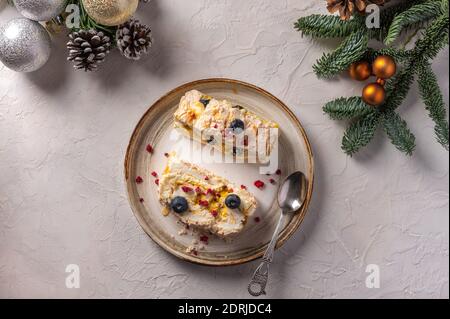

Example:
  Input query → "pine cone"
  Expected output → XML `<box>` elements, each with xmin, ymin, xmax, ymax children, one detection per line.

<box><xmin>67</xmin><ymin>29</ymin><xmax>112</xmax><ymax>72</ymax></box>
<box><xmin>116</xmin><ymin>19</ymin><xmax>152</xmax><ymax>61</ymax></box>
<box><xmin>327</xmin><ymin>0</ymin><xmax>366</xmax><ymax>20</ymax></box>
<box><xmin>327</xmin><ymin>0</ymin><xmax>388</xmax><ymax>20</ymax></box>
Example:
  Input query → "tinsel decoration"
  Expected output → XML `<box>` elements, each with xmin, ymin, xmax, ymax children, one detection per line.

<box><xmin>116</xmin><ymin>19</ymin><xmax>152</xmax><ymax>60</ymax></box>
<box><xmin>67</xmin><ymin>29</ymin><xmax>112</xmax><ymax>71</ymax></box>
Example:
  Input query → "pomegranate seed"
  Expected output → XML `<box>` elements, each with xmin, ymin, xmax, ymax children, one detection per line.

<box><xmin>164</xmin><ymin>152</ymin><xmax>169</xmax><ymax>157</ymax></box>
<box><xmin>213</xmin><ymin>124</ymin><xmax>218</xmax><ymax>129</ymax></box>
<box><xmin>151</xmin><ymin>171</ymin><xmax>158</xmax><ymax>177</ymax></box>
<box><xmin>155</xmin><ymin>179</ymin><xmax>159</xmax><ymax>185</ymax></box>
<box><xmin>254</xmin><ymin>180</ymin><xmax>265</xmax><ymax>189</ymax></box>
<box><xmin>139</xmin><ymin>198</ymin><xmax>144</xmax><ymax>203</ymax></box>
<box><xmin>204</xmin><ymin>176</ymin><xmax>209</xmax><ymax>180</ymax></box>
<box><xmin>276</xmin><ymin>169</ymin><xmax>282</xmax><ymax>175</ymax></box>
<box><xmin>182</xmin><ymin>186</ymin><xmax>193</xmax><ymax>193</ymax></box>
<box><xmin>210</xmin><ymin>210</ymin><xmax>218</xmax><ymax>217</ymax></box>
<box><xmin>269</xmin><ymin>178</ymin><xmax>276</xmax><ymax>184</ymax></box>
<box><xmin>200</xmin><ymin>235</ymin><xmax>209</xmax><ymax>243</ymax></box>
<box><xmin>206</xmin><ymin>188</ymin><xmax>214</xmax><ymax>195</ymax></box>
<box><xmin>254</xmin><ymin>217</ymin><xmax>261</xmax><ymax>223</ymax></box>
<box><xmin>240</xmin><ymin>185</ymin><xmax>247</xmax><ymax>190</ymax></box>
<box><xmin>199</xmin><ymin>200</ymin><xmax>209</xmax><ymax>207</ymax></box>
<box><xmin>135</xmin><ymin>176</ymin><xmax>143</xmax><ymax>184</ymax></box>
<box><xmin>195</xmin><ymin>187</ymin><xmax>203</xmax><ymax>194</ymax></box>
<box><xmin>146</xmin><ymin>144</ymin><xmax>153</xmax><ymax>153</ymax></box>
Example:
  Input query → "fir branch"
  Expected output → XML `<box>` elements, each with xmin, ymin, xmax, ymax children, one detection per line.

<box><xmin>417</xmin><ymin>62</ymin><xmax>449</xmax><ymax>150</ymax></box>
<box><xmin>380</xmin><ymin>111</ymin><xmax>416</xmax><ymax>155</ymax></box>
<box><xmin>384</xmin><ymin>1</ymin><xmax>443</xmax><ymax>46</ymax></box>
<box><xmin>294</xmin><ymin>14</ymin><xmax>364</xmax><ymax>38</ymax></box>
<box><xmin>313</xmin><ymin>30</ymin><xmax>369</xmax><ymax>78</ymax></box>
<box><xmin>383</xmin><ymin>66</ymin><xmax>415</xmax><ymax>112</ymax></box>
<box><xmin>323</xmin><ymin>97</ymin><xmax>375</xmax><ymax>120</ymax></box>
<box><xmin>363</xmin><ymin>47</ymin><xmax>411</xmax><ymax>63</ymax></box>
<box><xmin>342</xmin><ymin>112</ymin><xmax>380</xmax><ymax>156</ymax></box>
<box><xmin>413</xmin><ymin>12</ymin><xmax>449</xmax><ymax>62</ymax></box>
<box><xmin>369</xmin><ymin>0</ymin><xmax>428</xmax><ymax>41</ymax></box>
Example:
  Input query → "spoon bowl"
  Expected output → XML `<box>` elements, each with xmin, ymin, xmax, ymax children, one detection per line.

<box><xmin>278</xmin><ymin>171</ymin><xmax>307</xmax><ymax>213</ymax></box>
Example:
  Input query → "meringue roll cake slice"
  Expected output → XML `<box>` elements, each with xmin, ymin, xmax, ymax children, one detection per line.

<box><xmin>158</xmin><ymin>154</ymin><xmax>257</xmax><ymax>237</ymax></box>
<box><xmin>173</xmin><ymin>90</ymin><xmax>279</xmax><ymax>159</ymax></box>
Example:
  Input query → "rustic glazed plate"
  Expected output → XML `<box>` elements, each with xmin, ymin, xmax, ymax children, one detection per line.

<box><xmin>124</xmin><ymin>78</ymin><xmax>314</xmax><ymax>266</ymax></box>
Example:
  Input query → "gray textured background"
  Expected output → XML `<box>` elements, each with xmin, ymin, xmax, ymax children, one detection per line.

<box><xmin>0</xmin><ymin>0</ymin><xmax>448</xmax><ymax>298</ymax></box>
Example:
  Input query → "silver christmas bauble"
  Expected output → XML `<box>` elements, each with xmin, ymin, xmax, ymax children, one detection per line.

<box><xmin>0</xmin><ymin>18</ymin><xmax>52</xmax><ymax>72</ymax></box>
<box><xmin>13</xmin><ymin>0</ymin><xmax>68</xmax><ymax>22</ymax></box>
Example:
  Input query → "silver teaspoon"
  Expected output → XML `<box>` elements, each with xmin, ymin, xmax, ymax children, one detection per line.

<box><xmin>248</xmin><ymin>171</ymin><xmax>307</xmax><ymax>297</ymax></box>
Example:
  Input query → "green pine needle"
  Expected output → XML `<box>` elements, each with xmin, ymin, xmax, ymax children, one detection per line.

<box><xmin>380</xmin><ymin>111</ymin><xmax>416</xmax><ymax>155</ymax></box>
<box><xmin>294</xmin><ymin>14</ymin><xmax>364</xmax><ymax>38</ymax></box>
<box><xmin>323</xmin><ymin>97</ymin><xmax>375</xmax><ymax>120</ymax></box>
<box><xmin>417</xmin><ymin>62</ymin><xmax>449</xmax><ymax>150</ymax></box>
<box><xmin>342</xmin><ymin>112</ymin><xmax>380</xmax><ymax>156</ymax></box>
<box><xmin>313</xmin><ymin>30</ymin><xmax>369</xmax><ymax>78</ymax></box>
<box><xmin>384</xmin><ymin>1</ymin><xmax>443</xmax><ymax>46</ymax></box>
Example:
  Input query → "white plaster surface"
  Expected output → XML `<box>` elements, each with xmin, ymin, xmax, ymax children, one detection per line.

<box><xmin>0</xmin><ymin>0</ymin><xmax>448</xmax><ymax>299</ymax></box>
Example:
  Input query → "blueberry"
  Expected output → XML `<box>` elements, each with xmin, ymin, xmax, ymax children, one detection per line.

<box><xmin>206</xmin><ymin>135</ymin><xmax>215</xmax><ymax>144</ymax></box>
<box><xmin>200</xmin><ymin>99</ymin><xmax>210</xmax><ymax>107</ymax></box>
<box><xmin>170</xmin><ymin>196</ymin><xmax>188</xmax><ymax>213</ymax></box>
<box><xmin>225</xmin><ymin>194</ymin><xmax>241</xmax><ymax>209</ymax></box>
<box><xmin>229</xmin><ymin>119</ymin><xmax>245</xmax><ymax>133</ymax></box>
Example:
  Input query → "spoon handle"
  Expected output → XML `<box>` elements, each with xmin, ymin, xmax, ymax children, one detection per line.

<box><xmin>248</xmin><ymin>211</ymin><xmax>288</xmax><ymax>297</ymax></box>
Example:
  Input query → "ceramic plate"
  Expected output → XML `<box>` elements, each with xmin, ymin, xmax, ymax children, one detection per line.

<box><xmin>124</xmin><ymin>78</ymin><xmax>314</xmax><ymax>266</ymax></box>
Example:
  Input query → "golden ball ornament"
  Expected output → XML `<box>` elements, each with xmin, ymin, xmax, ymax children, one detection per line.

<box><xmin>349</xmin><ymin>60</ymin><xmax>372</xmax><ymax>81</ymax></box>
<box><xmin>362</xmin><ymin>83</ymin><xmax>386</xmax><ymax>106</ymax></box>
<box><xmin>82</xmin><ymin>0</ymin><xmax>139</xmax><ymax>26</ymax></box>
<box><xmin>372</xmin><ymin>55</ymin><xmax>396</xmax><ymax>79</ymax></box>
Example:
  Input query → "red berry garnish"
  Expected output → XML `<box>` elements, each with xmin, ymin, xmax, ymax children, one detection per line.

<box><xmin>155</xmin><ymin>179</ymin><xmax>159</xmax><ymax>185</ymax></box>
<box><xmin>254</xmin><ymin>217</ymin><xmax>261</xmax><ymax>223</ymax></box>
<box><xmin>135</xmin><ymin>176</ymin><xmax>143</xmax><ymax>184</ymax></box>
<box><xmin>182</xmin><ymin>186</ymin><xmax>193</xmax><ymax>193</ymax></box>
<box><xmin>199</xmin><ymin>200</ymin><xmax>209</xmax><ymax>207</ymax></box>
<box><xmin>213</xmin><ymin>124</ymin><xmax>218</xmax><ymax>129</ymax></box>
<box><xmin>200</xmin><ymin>235</ymin><xmax>209</xmax><ymax>243</ymax></box>
<box><xmin>211</xmin><ymin>210</ymin><xmax>218</xmax><ymax>217</ymax></box>
<box><xmin>139</xmin><ymin>198</ymin><xmax>144</xmax><ymax>203</ymax></box>
<box><xmin>146</xmin><ymin>144</ymin><xmax>153</xmax><ymax>153</ymax></box>
<box><xmin>276</xmin><ymin>169</ymin><xmax>282</xmax><ymax>175</ymax></box>
<box><xmin>204</xmin><ymin>176</ymin><xmax>209</xmax><ymax>180</ymax></box>
<box><xmin>269</xmin><ymin>178</ymin><xmax>276</xmax><ymax>184</ymax></box>
<box><xmin>240</xmin><ymin>185</ymin><xmax>247</xmax><ymax>190</ymax></box>
<box><xmin>206</xmin><ymin>188</ymin><xmax>214</xmax><ymax>195</ymax></box>
<box><xmin>151</xmin><ymin>171</ymin><xmax>158</xmax><ymax>177</ymax></box>
<box><xmin>254</xmin><ymin>180</ymin><xmax>265</xmax><ymax>189</ymax></box>
<box><xmin>195</xmin><ymin>187</ymin><xmax>203</xmax><ymax>194</ymax></box>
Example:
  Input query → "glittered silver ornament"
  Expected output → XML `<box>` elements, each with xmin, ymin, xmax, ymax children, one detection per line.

<box><xmin>0</xmin><ymin>18</ymin><xmax>52</xmax><ymax>72</ymax></box>
<box><xmin>13</xmin><ymin>0</ymin><xmax>68</xmax><ymax>22</ymax></box>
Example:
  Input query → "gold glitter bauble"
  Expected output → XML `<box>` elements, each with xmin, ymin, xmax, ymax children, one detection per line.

<box><xmin>82</xmin><ymin>0</ymin><xmax>139</xmax><ymax>26</ymax></box>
